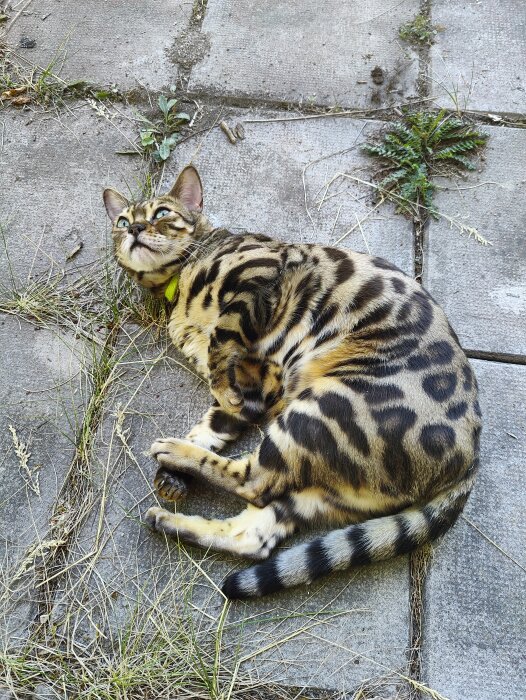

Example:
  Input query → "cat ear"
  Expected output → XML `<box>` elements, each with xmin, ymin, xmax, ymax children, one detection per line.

<box><xmin>103</xmin><ymin>188</ymin><xmax>130</xmax><ymax>221</ymax></box>
<box><xmin>169</xmin><ymin>165</ymin><xmax>203</xmax><ymax>212</ymax></box>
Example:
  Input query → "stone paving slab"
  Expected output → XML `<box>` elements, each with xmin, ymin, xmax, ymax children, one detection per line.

<box><xmin>423</xmin><ymin>125</ymin><xmax>526</xmax><ymax>356</ymax></box>
<box><xmin>189</xmin><ymin>1</ymin><xmax>420</xmax><ymax>109</ymax></box>
<box><xmin>168</xmin><ymin>113</ymin><xmax>414</xmax><ymax>274</ymax></box>
<box><xmin>430</xmin><ymin>0</ymin><xmax>526</xmax><ymax>114</ymax></box>
<box><xmin>50</xmin><ymin>326</ymin><xmax>410</xmax><ymax>694</ymax></box>
<box><xmin>0</xmin><ymin>314</ymin><xmax>89</xmax><ymax>645</ymax></box>
<box><xmin>422</xmin><ymin>359</ymin><xmax>526</xmax><ymax>700</ymax></box>
<box><xmin>4</xmin><ymin>0</ymin><xmax>191</xmax><ymax>91</ymax></box>
<box><xmin>0</xmin><ymin>103</ymin><xmax>144</xmax><ymax>285</ymax></box>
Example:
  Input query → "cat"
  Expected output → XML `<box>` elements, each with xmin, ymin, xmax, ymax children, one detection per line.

<box><xmin>103</xmin><ymin>165</ymin><xmax>481</xmax><ymax>599</ymax></box>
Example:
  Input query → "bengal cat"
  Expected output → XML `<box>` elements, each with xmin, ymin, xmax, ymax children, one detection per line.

<box><xmin>103</xmin><ymin>165</ymin><xmax>481</xmax><ymax>599</ymax></box>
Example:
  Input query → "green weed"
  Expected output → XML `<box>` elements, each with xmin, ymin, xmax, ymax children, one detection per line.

<box><xmin>362</xmin><ymin>110</ymin><xmax>488</xmax><ymax>221</ymax></box>
<box><xmin>399</xmin><ymin>14</ymin><xmax>438</xmax><ymax>46</ymax></box>
<box><xmin>137</xmin><ymin>91</ymin><xmax>192</xmax><ymax>162</ymax></box>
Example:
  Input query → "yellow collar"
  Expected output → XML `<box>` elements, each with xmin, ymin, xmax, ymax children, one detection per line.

<box><xmin>164</xmin><ymin>275</ymin><xmax>179</xmax><ymax>302</ymax></box>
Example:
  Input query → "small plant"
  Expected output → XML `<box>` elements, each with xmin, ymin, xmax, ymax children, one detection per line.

<box><xmin>399</xmin><ymin>14</ymin><xmax>438</xmax><ymax>46</ymax></box>
<box><xmin>362</xmin><ymin>110</ymin><xmax>488</xmax><ymax>221</ymax></box>
<box><xmin>137</xmin><ymin>93</ymin><xmax>191</xmax><ymax>162</ymax></box>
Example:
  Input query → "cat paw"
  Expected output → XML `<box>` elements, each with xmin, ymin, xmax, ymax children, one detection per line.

<box><xmin>150</xmin><ymin>438</ymin><xmax>200</xmax><ymax>473</ymax></box>
<box><xmin>150</xmin><ymin>437</ymin><xmax>185</xmax><ymax>460</ymax></box>
<box><xmin>211</xmin><ymin>384</ymin><xmax>244</xmax><ymax>414</ymax></box>
<box><xmin>144</xmin><ymin>506</ymin><xmax>168</xmax><ymax>532</ymax></box>
<box><xmin>186</xmin><ymin>425</ymin><xmax>226</xmax><ymax>451</ymax></box>
<box><xmin>154</xmin><ymin>466</ymin><xmax>188</xmax><ymax>501</ymax></box>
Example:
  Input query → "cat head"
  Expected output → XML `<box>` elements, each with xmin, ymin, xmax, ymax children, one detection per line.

<box><xmin>103</xmin><ymin>165</ymin><xmax>211</xmax><ymax>293</ymax></box>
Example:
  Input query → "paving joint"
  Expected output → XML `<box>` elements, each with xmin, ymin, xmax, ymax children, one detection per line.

<box><xmin>407</xmin><ymin>548</ymin><xmax>432</xmax><ymax>699</ymax></box>
<box><xmin>180</xmin><ymin>90</ymin><xmax>526</xmax><ymax>128</ymax></box>
<box><xmin>20</xmin><ymin>324</ymin><xmax>122</xmax><ymax>656</ymax></box>
<box><xmin>408</xmin><ymin>1</ymin><xmax>434</xmax><ymax>691</ymax></box>
<box><xmin>464</xmin><ymin>349</ymin><xmax>526</xmax><ymax>366</ymax></box>
<box><xmin>168</xmin><ymin>0</ymin><xmax>210</xmax><ymax>92</ymax></box>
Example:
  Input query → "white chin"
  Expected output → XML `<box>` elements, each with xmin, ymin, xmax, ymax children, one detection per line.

<box><xmin>123</xmin><ymin>244</ymin><xmax>162</xmax><ymax>272</ymax></box>
<box><xmin>134</xmin><ymin>249</ymin><xmax>163</xmax><ymax>270</ymax></box>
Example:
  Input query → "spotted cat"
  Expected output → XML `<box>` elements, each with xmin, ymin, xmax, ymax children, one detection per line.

<box><xmin>103</xmin><ymin>165</ymin><xmax>481</xmax><ymax>599</ymax></box>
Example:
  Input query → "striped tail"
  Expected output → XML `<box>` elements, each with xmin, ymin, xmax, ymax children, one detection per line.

<box><xmin>221</xmin><ymin>473</ymin><xmax>476</xmax><ymax>599</ymax></box>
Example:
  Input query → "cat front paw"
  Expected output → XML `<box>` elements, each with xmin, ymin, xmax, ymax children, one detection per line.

<box><xmin>144</xmin><ymin>506</ymin><xmax>166</xmax><ymax>532</ymax></box>
<box><xmin>150</xmin><ymin>437</ymin><xmax>185</xmax><ymax>460</ymax></box>
<box><xmin>150</xmin><ymin>437</ymin><xmax>200</xmax><ymax>470</ymax></box>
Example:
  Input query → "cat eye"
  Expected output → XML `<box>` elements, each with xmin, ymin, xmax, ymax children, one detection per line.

<box><xmin>153</xmin><ymin>208</ymin><xmax>171</xmax><ymax>220</ymax></box>
<box><xmin>116</xmin><ymin>217</ymin><xmax>129</xmax><ymax>228</ymax></box>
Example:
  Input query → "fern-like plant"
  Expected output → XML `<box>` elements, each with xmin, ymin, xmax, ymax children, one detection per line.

<box><xmin>363</xmin><ymin>111</ymin><xmax>488</xmax><ymax>221</ymax></box>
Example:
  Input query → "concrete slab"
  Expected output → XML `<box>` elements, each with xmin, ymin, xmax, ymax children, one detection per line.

<box><xmin>422</xmin><ymin>359</ymin><xmax>526</xmax><ymax>700</ymax></box>
<box><xmin>0</xmin><ymin>103</ymin><xmax>144</xmax><ymax>285</ymax></box>
<box><xmin>0</xmin><ymin>314</ymin><xmax>89</xmax><ymax>646</ymax></box>
<box><xmin>167</xmin><ymin>113</ymin><xmax>414</xmax><ymax>274</ymax></box>
<box><xmin>430</xmin><ymin>0</ymin><xmax>526</xmax><ymax>114</ymax></box>
<box><xmin>4</xmin><ymin>0</ymin><xmax>191</xmax><ymax>90</ymax></box>
<box><xmin>424</xmin><ymin>125</ymin><xmax>526</xmax><ymax>356</ymax></box>
<box><xmin>50</xmin><ymin>325</ymin><xmax>411</xmax><ymax>694</ymax></box>
<box><xmin>188</xmin><ymin>1</ymin><xmax>420</xmax><ymax>109</ymax></box>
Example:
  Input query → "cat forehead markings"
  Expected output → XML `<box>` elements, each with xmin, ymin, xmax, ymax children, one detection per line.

<box><xmin>124</xmin><ymin>198</ymin><xmax>192</xmax><ymax>221</ymax></box>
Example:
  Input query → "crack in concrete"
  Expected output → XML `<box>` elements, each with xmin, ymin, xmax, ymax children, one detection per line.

<box><xmin>408</xmin><ymin>2</ymin><xmax>434</xmax><ymax>694</ymax></box>
<box><xmin>167</xmin><ymin>0</ymin><xmax>210</xmax><ymax>91</ymax></box>
<box><xmin>22</xmin><ymin>324</ymin><xmax>122</xmax><ymax>654</ymax></box>
<box><xmin>464</xmin><ymin>349</ymin><xmax>526</xmax><ymax>366</ymax></box>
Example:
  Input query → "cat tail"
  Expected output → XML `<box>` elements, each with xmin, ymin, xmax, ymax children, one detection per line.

<box><xmin>221</xmin><ymin>469</ymin><xmax>477</xmax><ymax>599</ymax></box>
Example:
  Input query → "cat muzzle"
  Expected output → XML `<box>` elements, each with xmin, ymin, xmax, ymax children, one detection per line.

<box><xmin>128</xmin><ymin>223</ymin><xmax>147</xmax><ymax>237</ymax></box>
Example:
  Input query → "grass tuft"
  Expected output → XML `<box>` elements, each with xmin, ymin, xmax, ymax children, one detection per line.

<box><xmin>0</xmin><ymin>46</ymin><xmax>119</xmax><ymax>110</ymax></box>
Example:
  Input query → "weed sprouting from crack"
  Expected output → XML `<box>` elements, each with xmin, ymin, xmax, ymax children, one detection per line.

<box><xmin>0</xmin><ymin>271</ymin><xmax>107</xmax><ymax>344</ymax></box>
<box><xmin>362</xmin><ymin>110</ymin><xmax>488</xmax><ymax>225</ymax></box>
<box><xmin>0</xmin><ymin>253</ymin><xmax>170</xmax><ymax>342</ymax></box>
<box><xmin>192</xmin><ymin>0</ymin><xmax>209</xmax><ymax>23</ymax></box>
<box><xmin>399</xmin><ymin>14</ymin><xmax>439</xmax><ymax>46</ymax></box>
<box><xmin>136</xmin><ymin>91</ymin><xmax>192</xmax><ymax>163</ymax></box>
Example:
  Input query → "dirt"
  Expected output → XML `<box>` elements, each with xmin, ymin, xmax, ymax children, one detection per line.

<box><xmin>371</xmin><ymin>65</ymin><xmax>385</xmax><ymax>85</ymax></box>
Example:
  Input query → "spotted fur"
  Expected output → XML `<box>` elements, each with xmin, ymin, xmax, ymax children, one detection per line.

<box><xmin>104</xmin><ymin>166</ymin><xmax>481</xmax><ymax>599</ymax></box>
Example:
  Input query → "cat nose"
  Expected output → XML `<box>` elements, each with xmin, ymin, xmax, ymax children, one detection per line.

<box><xmin>128</xmin><ymin>223</ymin><xmax>146</xmax><ymax>238</ymax></box>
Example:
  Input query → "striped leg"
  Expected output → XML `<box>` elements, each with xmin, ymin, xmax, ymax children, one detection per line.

<box><xmin>151</xmin><ymin>411</ymin><xmax>307</xmax><ymax>506</ymax></box>
<box><xmin>185</xmin><ymin>404</ymin><xmax>249</xmax><ymax>451</ymax></box>
<box><xmin>150</xmin><ymin>437</ymin><xmax>254</xmax><ymax>499</ymax></box>
<box><xmin>145</xmin><ymin>488</ymin><xmax>338</xmax><ymax>559</ymax></box>
<box><xmin>154</xmin><ymin>405</ymin><xmax>249</xmax><ymax>502</ymax></box>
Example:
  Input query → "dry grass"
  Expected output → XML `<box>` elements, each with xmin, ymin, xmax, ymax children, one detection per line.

<box><xmin>0</xmin><ymin>43</ymin><xmax>119</xmax><ymax>112</ymax></box>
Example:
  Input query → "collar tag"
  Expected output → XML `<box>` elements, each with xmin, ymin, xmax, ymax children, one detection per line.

<box><xmin>164</xmin><ymin>275</ymin><xmax>179</xmax><ymax>302</ymax></box>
